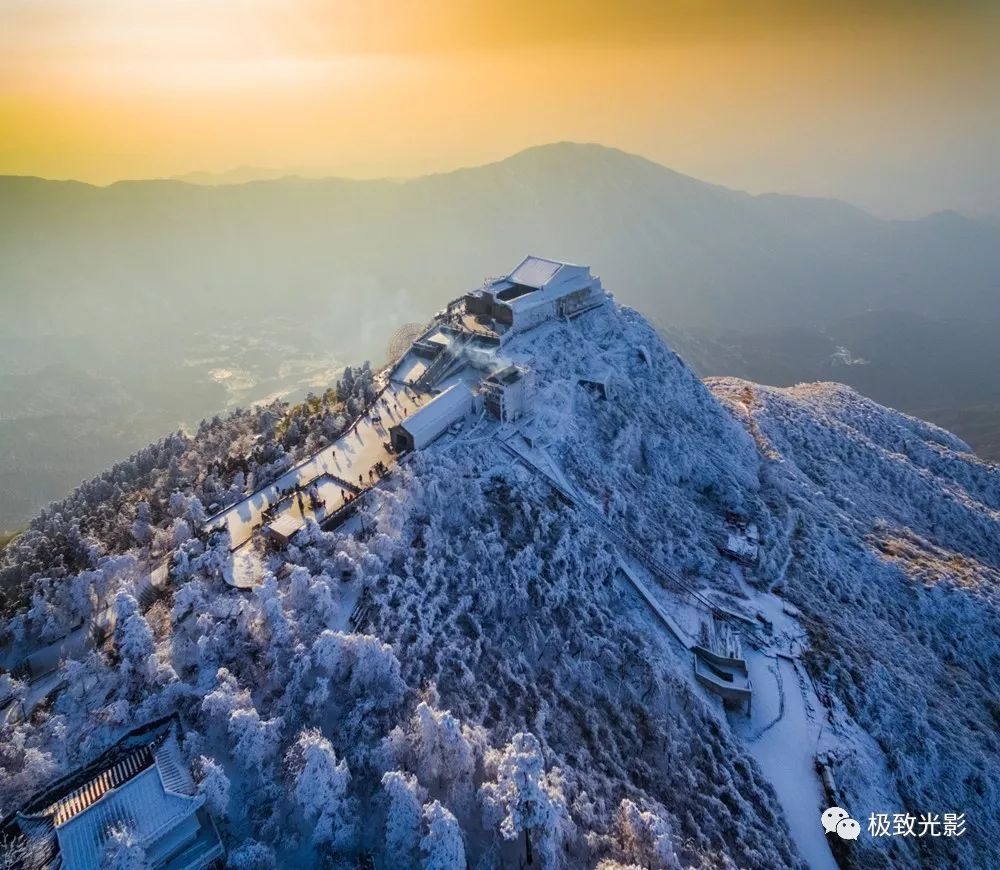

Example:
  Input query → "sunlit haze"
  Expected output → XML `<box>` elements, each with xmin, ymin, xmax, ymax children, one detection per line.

<box><xmin>2</xmin><ymin>1</ymin><xmax>999</xmax><ymax>216</ymax></box>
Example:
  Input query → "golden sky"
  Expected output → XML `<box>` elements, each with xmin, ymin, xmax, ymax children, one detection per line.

<box><xmin>2</xmin><ymin>0</ymin><xmax>998</xmax><ymax>216</ymax></box>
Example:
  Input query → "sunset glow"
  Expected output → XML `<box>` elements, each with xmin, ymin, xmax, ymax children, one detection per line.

<box><xmin>2</xmin><ymin>0</ymin><xmax>998</xmax><ymax>214</ymax></box>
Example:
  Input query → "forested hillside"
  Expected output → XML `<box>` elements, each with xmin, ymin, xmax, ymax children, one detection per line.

<box><xmin>1</xmin><ymin>301</ymin><xmax>997</xmax><ymax>868</ymax></box>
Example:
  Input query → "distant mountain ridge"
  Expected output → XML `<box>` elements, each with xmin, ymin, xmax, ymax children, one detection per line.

<box><xmin>169</xmin><ymin>166</ymin><xmax>307</xmax><ymax>185</ymax></box>
<box><xmin>4</xmin><ymin>142</ymin><xmax>998</xmax><ymax>332</ymax></box>
<box><xmin>2</xmin><ymin>142</ymin><xmax>999</xmax><ymax>527</ymax></box>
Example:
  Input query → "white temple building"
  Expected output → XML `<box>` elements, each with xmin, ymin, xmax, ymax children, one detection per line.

<box><xmin>463</xmin><ymin>256</ymin><xmax>604</xmax><ymax>340</ymax></box>
<box><xmin>1</xmin><ymin>715</ymin><xmax>224</xmax><ymax>870</ymax></box>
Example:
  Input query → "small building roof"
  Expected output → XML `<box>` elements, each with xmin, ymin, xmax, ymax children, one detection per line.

<box><xmin>485</xmin><ymin>365</ymin><xmax>526</xmax><ymax>386</ymax></box>
<box><xmin>267</xmin><ymin>512</ymin><xmax>304</xmax><ymax>541</ymax></box>
<box><xmin>5</xmin><ymin>715</ymin><xmax>218</xmax><ymax>870</ymax></box>
<box><xmin>56</xmin><ymin>766</ymin><xmax>201</xmax><ymax>870</ymax></box>
<box><xmin>395</xmin><ymin>382</ymin><xmax>472</xmax><ymax>448</ymax></box>
<box><xmin>508</xmin><ymin>256</ymin><xmax>564</xmax><ymax>289</ymax></box>
<box><xmin>500</xmin><ymin>258</ymin><xmax>596</xmax><ymax>315</ymax></box>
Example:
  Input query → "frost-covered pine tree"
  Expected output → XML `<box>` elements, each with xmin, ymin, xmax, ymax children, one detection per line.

<box><xmin>288</xmin><ymin>728</ymin><xmax>355</xmax><ymax>850</ymax></box>
<box><xmin>420</xmin><ymin>800</ymin><xmax>465</xmax><ymax>870</ymax></box>
<box><xmin>408</xmin><ymin>702</ymin><xmax>477</xmax><ymax>807</ymax></box>
<box><xmin>310</xmin><ymin>630</ymin><xmax>406</xmax><ymax>708</ymax></box>
<box><xmin>480</xmin><ymin>733</ymin><xmax>568</xmax><ymax>868</ymax></box>
<box><xmin>201</xmin><ymin>668</ymin><xmax>250</xmax><ymax>728</ymax></box>
<box><xmin>255</xmin><ymin>573</ymin><xmax>294</xmax><ymax>672</ymax></box>
<box><xmin>114</xmin><ymin>592</ymin><xmax>152</xmax><ymax>658</ymax></box>
<box><xmin>113</xmin><ymin>591</ymin><xmax>155</xmax><ymax>697</ymax></box>
<box><xmin>131</xmin><ymin>501</ymin><xmax>153</xmax><ymax>546</ymax></box>
<box><xmin>228</xmin><ymin>707</ymin><xmax>281</xmax><ymax>781</ymax></box>
<box><xmin>381</xmin><ymin>770</ymin><xmax>426</xmax><ymax>869</ymax></box>
<box><xmin>196</xmin><ymin>755</ymin><xmax>231</xmax><ymax>818</ymax></box>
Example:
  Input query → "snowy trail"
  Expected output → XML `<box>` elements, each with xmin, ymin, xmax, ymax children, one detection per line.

<box><xmin>740</xmin><ymin>650</ymin><xmax>838</xmax><ymax>870</ymax></box>
<box><xmin>731</xmin><ymin>565</ymin><xmax>838</xmax><ymax>870</ymax></box>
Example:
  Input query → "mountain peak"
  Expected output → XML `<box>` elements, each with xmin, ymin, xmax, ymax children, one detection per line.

<box><xmin>3</xmin><ymin>290</ymin><xmax>998</xmax><ymax>867</ymax></box>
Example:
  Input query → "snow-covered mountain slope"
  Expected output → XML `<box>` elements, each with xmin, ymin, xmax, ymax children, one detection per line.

<box><xmin>1</xmin><ymin>300</ymin><xmax>997</xmax><ymax>869</ymax></box>
<box><xmin>707</xmin><ymin>378</ymin><xmax>1000</xmax><ymax>869</ymax></box>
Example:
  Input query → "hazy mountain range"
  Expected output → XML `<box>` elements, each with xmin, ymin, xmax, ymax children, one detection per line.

<box><xmin>2</xmin><ymin>142</ymin><xmax>999</xmax><ymax>529</ymax></box>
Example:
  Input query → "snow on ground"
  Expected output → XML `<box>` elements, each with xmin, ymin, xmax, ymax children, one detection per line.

<box><xmin>711</xmin><ymin>376</ymin><xmax>1000</xmax><ymax>868</ymax></box>
<box><xmin>4</xmin><ymin>298</ymin><xmax>999</xmax><ymax>868</ymax></box>
<box><xmin>512</xmin><ymin>404</ymin><xmax>841</xmax><ymax>870</ymax></box>
<box><xmin>207</xmin><ymin>381</ymin><xmax>430</xmax><ymax>549</ymax></box>
<box><xmin>737</xmin><ymin>651</ymin><xmax>836</xmax><ymax>870</ymax></box>
<box><xmin>224</xmin><ymin>542</ymin><xmax>265</xmax><ymax>589</ymax></box>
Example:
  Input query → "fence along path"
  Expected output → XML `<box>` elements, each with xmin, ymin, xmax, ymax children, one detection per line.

<box><xmin>497</xmin><ymin>438</ymin><xmax>746</xmax><ymax>633</ymax></box>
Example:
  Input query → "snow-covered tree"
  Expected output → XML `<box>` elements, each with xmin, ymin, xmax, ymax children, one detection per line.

<box><xmin>113</xmin><ymin>591</ymin><xmax>152</xmax><ymax>659</ymax></box>
<box><xmin>228</xmin><ymin>707</ymin><xmax>281</xmax><ymax>779</ymax></box>
<box><xmin>255</xmin><ymin>573</ymin><xmax>294</xmax><ymax>672</ymax></box>
<box><xmin>420</xmin><ymin>800</ymin><xmax>465</xmax><ymax>870</ymax></box>
<box><xmin>196</xmin><ymin>755</ymin><xmax>231</xmax><ymax>818</ymax></box>
<box><xmin>311</xmin><ymin>630</ymin><xmax>406</xmax><ymax>709</ymax></box>
<box><xmin>480</xmin><ymin>733</ymin><xmax>569</xmax><ymax>867</ymax></box>
<box><xmin>132</xmin><ymin>501</ymin><xmax>153</xmax><ymax>546</ymax></box>
<box><xmin>0</xmin><ymin>734</ymin><xmax>57</xmax><ymax>808</ymax></box>
<box><xmin>201</xmin><ymin>668</ymin><xmax>250</xmax><ymax>727</ymax></box>
<box><xmin>381</xmin><ymin>770</ymin><xmax>426</xmax><ymax>869</ymax></box>
<box><xmin>288</xmin><ymin>728</ymin><xmax>355</xmax><ymax>850</ymax></box>
<box><xmin>394</xmin><ymin>701</ymin><xmax>479</xmax><ymax>809</ymax></box>
<box><xmin>112</xmin><ymin>591</ymin><xmax>156</xmax><ymax>696</ymax></box>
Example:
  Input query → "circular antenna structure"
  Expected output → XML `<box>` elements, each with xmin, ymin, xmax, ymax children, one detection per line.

<box><xmin>386</xmin><ymin>322</ymin><xmax>426</xmax><ymax>364</ymax></box>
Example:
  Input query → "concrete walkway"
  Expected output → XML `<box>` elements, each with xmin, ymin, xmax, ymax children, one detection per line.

<box><xmin>617</xmin><ymin>557</ymin><xmax>696</xmax><ymax>649</ymax></box>
<box><xmin>206</xmin><ymin>382</ymin><xmax>430</xmax><ymax>550</ymax></box>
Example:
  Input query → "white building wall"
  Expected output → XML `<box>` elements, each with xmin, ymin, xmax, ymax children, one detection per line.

<box><xmin>400</xmin><ymin>383</ymin><xmax>473</xmax><ymax>449</ymax></box>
